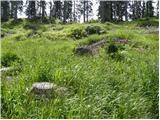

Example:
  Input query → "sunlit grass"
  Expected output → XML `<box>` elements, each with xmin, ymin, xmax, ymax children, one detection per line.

<box><xmin>1</xmin><ymin>18</ymin><xmax>159</xmax><ymax>119</ymax></box>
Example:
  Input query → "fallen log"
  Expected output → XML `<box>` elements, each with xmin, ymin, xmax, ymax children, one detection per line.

<box><xmin>75</xmin><ymin>40</ymin><xmax>107</xmax><ymax>55</ymax></box>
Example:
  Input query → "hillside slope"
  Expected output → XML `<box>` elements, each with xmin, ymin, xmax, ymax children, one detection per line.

<box><xmin>1</xmin><ymin>18</ymin><xmax>159</xmax><ymax>119</ymax></box>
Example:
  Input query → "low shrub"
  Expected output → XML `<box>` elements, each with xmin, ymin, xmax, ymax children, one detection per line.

<box><xmin>15</xmin><ymin>34</ymin><xmax>27</xmax><ymax>41</ymax></box>
<box><xmin>71</xmin><ymin>28</ymin><xmax>87</xmax><ymax>39</ymax></box>
<box><xmin>1</xmin><ymin>52</ymin><xmax>21</xmax><ymax>67</ymax></box>
<box><xmin>107</xmin><ymin>43</ymin><xmax>118</xmax><ymax>54</ymax></box>
<box><xmin>106</xmin><ymin>43</ymin><xmax>126</xmax><ymax>61</ymax></box>
<box><xmin>85</xmin><ymin>25</ymin><xmax>102</xmax><ymax>35</ymax></box>
<box><xmin>23</xmin><ymin>23</ymin><xmax>40</xmax><ymax>30</ymax></box>
<box><xmin>137</xmin><ymin>20</ymin><xmax>159</xmax><ymax>27</ymax></box>
<box><xmin>10</xmin><ymin>19</ymin><xmax>24</xmax><ymax>26</ymax></box>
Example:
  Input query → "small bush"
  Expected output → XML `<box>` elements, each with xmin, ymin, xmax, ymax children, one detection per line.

<box><xmin>10</xmin><ymin>19</ymin><xmax>23</xmax><ymax>26</ymax></box>
<box><xmin>71</xmin><ymin>28</ymin><xmax>87</xmax><ymax>39</ymax></box>
<box><xmin>1</xmin><ymin>52</ymin><xmax>21</xmax><ymax>67</ymax></box>
<box><xmin>15</xmin><ymin>34</ymin><xmax>27</xmax><ymax>41</ymax></box>
<box><xmin>85</xmin><ymin>25</ymin><xmax>102</xmax><ymax>35</ymax></box>
<box><xmin>27</xmin><ymin>31</ymin><xmax>42</xmax><ymax>38</ymax></box>
<box><xmin>137</xmin><ymin>20</ymin><xmax>159</xmax><ymax>27</ymax></box>
<box><xmin>23</xmin><ymin>23</ymin><xmax>40</xmax><ymax>30</ymax></box>
<box><xmin>107</xmin><ymin>43</ymin><xmax>118</xmax><ymax>54</ymax></box>
<box><xmin>42</xmin><ymin>17</ymin><xmax>50</xmax><ymax>24</ymax></box>
<box><xmin>106</xmin><ymin>43</ymin><xmax>126</xmax><ymax>61</ymax></box>
<box><xmin>55</xmin><ymin>19</ymin><xmax>63</xmax><ymax>24</ymax></box>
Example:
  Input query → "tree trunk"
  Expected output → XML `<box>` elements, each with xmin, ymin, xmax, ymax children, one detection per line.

<box><xmin>42</xmin><ymin>1</ymin><xmax>45</xmax><ymax>18</ymax></box>
<box><xmin>83</xmin><ymin>1</ymin><xmax>85</xmax><ymax>23</ymax></box>
<box><xmin>142</xmin><ymin>1</ymin><xmax>145</xmax><ymax>18</ymax></box>
<box><xmin>125</xmin><ymin>2</ymin><xmax>128</xmax><ymax>21</ymax></box>
<box><xmin>63</xmin><ymin>1</ymin><xmax>67</xmax><ymax>23</ymax></box>
<box><xmin>14</xmin><ymin>2</ymin><xmax>18</xmax><ymax>20</ymax></box>
<box><xmin>49</xmin><ymin>1</ymin><xmax>52</xmax><ymax>21</ymax></box>
<box><xmin>74</xmin><ymin>1</ymin><xmax>76</xmax><ymax>22</ymax></box>
<box><xmin>99</xmin><ymin>1</ymin><xmax>112</xmax><ymax>22</ymax></box>
<box><xmin>157</xmin><ymin>1</ymin><xmax>159</xmax><ymax>17</ymax></box>
<box><xmin>86</xmin><ymin>1</ymin><xmax>88</xmax><ymax>22</ymax></box>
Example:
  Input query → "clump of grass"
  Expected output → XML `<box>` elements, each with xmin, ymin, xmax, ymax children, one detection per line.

<box><xmin>107</xmin><ymin>30</ymin><xmax>137</xmax><ymax>41</ymax></box>
<box><xmin>36</xmin><ymin>65</ymin><xmax>53</xmax><ymax>82</ymax></box>
<box><xmin>107</xmin><ymin>43</ymin><xmax>118</xmax><ymax>54</ymax></box>
<box><xmin>85</xmin><ymin>25</ymin><xmax>102</xmax><ymax>35</ymax></box>
<box><xmin>106</xmin><ymin>43</ymin><xmax>126</xmax><ymax>61</ymax></box>
<box><xmin>137</xmin><ymin>18</ymin><xmax>159</xmax><ymax>27</ymax></box>
<box><xmin>14</xmin><ymin>33</ymin><xmax>27</xmax><ymax>41</ymax></box>
<box><xmin>1</xmin><ymin>52</ymin><xmax>21</xmax><ymax>67</ymax></box>
<box><xmin>71</xmin><ymin>28</ymin><xmax>87</xmax><ymax>39</ymax></box>
<box><xmin>2</xmin><ymin>19</ymin><xmax>24</xmax><ymax>29</ymax></box>
<box><xmin>78</xmin><ymin>34</ymin><xmax>107</xmax><ymax>46</ymax></box>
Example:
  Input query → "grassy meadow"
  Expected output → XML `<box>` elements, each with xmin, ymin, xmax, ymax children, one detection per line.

<box><xmin>1</xmin><ymin>18</ymin><xmax>159</xmax><ymax>118</ymax></box>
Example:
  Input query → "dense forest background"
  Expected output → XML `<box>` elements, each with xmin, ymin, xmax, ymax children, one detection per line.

<box><xmin>1</xmin><ymin>0</ymin><xmax>159</xmax><ymax>23</ymax></box>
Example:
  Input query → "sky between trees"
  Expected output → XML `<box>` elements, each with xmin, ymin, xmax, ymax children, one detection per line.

<box><xmin>1</xmin><ymin>0</ymin><xmax>159</xmax><ymax>23</ymax></box>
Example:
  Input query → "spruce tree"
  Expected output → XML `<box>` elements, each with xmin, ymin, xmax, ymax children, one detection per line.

<box><xmin>1</xmin><ymin>1</ymin><xmax>10</xmax><ymax>21</ymax></box>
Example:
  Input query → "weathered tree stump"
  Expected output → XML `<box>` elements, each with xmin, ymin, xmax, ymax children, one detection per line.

<box><xmin>30</xmin><ymin>82</ymin><xmax>56</xmax><ymax>95</ymax></box>
<box><xmin>30</xmin><ymin>82</ymin><xmax>69</xmax><ymax>98</ymax></box>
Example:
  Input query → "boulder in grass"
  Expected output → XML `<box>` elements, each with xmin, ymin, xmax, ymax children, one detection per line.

<box><xmin>0</xmin><ymin>67</ymin><xmax>14</xmax><ymax>73</ymax></box>
<box><xmin>30</xmin><ymin>82</ymin><xmax>56</xmax><ymax>96</ymax></box>
<box><xmin>98</xmin><ymin>30</ymin><xmax>106</xmax><ymax>35</ymax></box>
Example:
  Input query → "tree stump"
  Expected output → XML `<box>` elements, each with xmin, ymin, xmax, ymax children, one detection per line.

<box><xmin>30</xmin><ymin>82</ymin><xmax>56</xmax><ymax>96</ymax></box>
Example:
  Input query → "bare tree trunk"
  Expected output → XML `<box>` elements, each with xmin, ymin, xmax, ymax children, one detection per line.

<box><xmin>125</xmin><ymin>2</ymin><xmax>128</xmax><ymax>21</ymax></box>
<box><xmin>157</xmin><ymin>1</ymin><xmax>159</xmax><ymax>17</ymax></box>
<box><xmin>83</xmin><ymin>1</ymin><xmax>85</xmax><ymax>23</ymax></box>
<box><xmin>63</xmin><ymin>1</ymin><xmax>67</xmax><ymax>23</ymax></box>
<box><xmin>86</xmin><ymin>1</ymin><xmax>88</xmax><ymax>22</ymax></box>
<box><xmin>49</xmin><ymin>1</ymin><xmax>52</xmax><ymax>21</ymax></box>
<box><xmin>73</xmin><ymin>1</ymin><xmax>76</xmax><ymax>22</ymax></box>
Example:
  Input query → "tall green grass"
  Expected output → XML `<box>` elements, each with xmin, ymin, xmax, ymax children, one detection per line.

<box><xmin>1</xmin><ymin>18</ymin><xmax>159</xmax><ymax>119</ymax></box>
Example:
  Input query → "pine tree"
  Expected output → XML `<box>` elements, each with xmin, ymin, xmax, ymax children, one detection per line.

<box><xmin>72</xmin><ymin>0</ymin><xmax>80</xmax><ymax>22</ymax></box>
<box><xmin>37</xmin><ymin>0</ymin><xmax>46</xmax><ymax>22</ymax></box>
<box><xmin>157</xmin><ymin>1</ymin><xmax>159</xmax><ymax>17</ymax></box>
<box><xmin>86</xmin><ymin>0</ymin><xmax>93</xmax><ymax>22</ymax></box>
<box><xmin>73</xmin><ymin>0</ymin><xmax>76</xmax><ymax>22</ymax></box>
<box><xmin>147</xmin><ymin>1</ymin><xmax>154</xmax><ymax>17</ymax></box>
<box><xmin>26</xmin><ymin>0</ymin><xmax>37</xmax><ymax>20</ymax></box>
<box><xmin>10</xmin><ymin>0</ymin><xmax>23</xmax><ymax>20</ymax></box>
<box><xmin>53</xmin><ymin>1</ymin><xmax>62</xmax><ymax>20</ymax></box>
<box><xmin>63</xmin><ymin>1</ymin><xmax>72</xmax><ymax>23</ymax></box>
<box><xmin>98</xmin><ymin>1</ymin><xmax>112</xmax><ymax>22</ymax></box>
<box><xmin>1</xmin><ymin>1</ymin><xmax>10</xmax><ymax>21</ymax></box>
<box><xmin>142</xmin><ymin>1</ymin><xmax>146</xmax><ymax>18</ymax></box>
